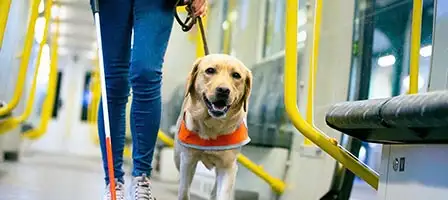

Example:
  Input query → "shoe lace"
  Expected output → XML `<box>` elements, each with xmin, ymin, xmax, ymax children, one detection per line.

<box><xmin>105</xmin><ymin>182</ymin><xmax>126</xmax><ymax>200</ymax></box>
<box><xmin>134</xmin><ymin>174</ymin><xmax>154</xmax><ymax>200</ymax></box>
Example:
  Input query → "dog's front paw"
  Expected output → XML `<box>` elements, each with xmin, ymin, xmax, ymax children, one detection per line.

<box><xmin>178</xmin><ymin>195</ymin><xmax>190</xmax><ymax>200</ymax></box>
<box><xmin>178</xmin><ymin>192</ymin><xmax>190</xmax><ymax>200</ymax></box>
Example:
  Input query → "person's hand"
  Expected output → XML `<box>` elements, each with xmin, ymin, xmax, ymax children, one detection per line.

<box><xmin>189</xmin><ymin>0</ymin><xmax>207</xmax><ymax>17</ymax></box>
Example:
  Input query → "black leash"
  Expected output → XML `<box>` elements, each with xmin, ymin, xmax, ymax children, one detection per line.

<box><xmin>174</xmin><ymin>0</ymin><xmax>209</xmax><ymax>55</ymax></box>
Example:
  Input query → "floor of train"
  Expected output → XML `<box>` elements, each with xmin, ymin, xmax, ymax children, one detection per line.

<box><xmin>0</xmin><ymin>152</ymin><xmax>188</xmax><ymax>200</ymax></box>
<box><xmin>0</xmin><ymin>152</ymin><xmax>376</xmax><ymax>200</ymax></box>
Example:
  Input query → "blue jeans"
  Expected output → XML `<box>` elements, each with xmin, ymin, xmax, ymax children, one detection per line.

<box><xmin>92</xmin><ymin>0</ymin><xmax>174</xmax><ymax>184</ymax></box>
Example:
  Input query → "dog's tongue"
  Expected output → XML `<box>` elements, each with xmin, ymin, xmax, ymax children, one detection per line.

<box><xmin>212</xmin><ymin>103</ymin><xmax>226</xmax><ymax>111</ymax></box>
<box><xmin>211</xmin><ymin>100</ymin><xmax>227</xmax><ymax>111</ymax></box>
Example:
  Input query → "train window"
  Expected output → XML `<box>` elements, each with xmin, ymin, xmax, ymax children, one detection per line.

<box><xmin>343</xmin><ymin>0</ymin><xmax>435</xmax><ymax>199</ymax></box>
<box><xmin>219</xmin><ymin>0</ymin><xmax>234</xmax><ymax>54</ymax></box>
<box><xmin>362</xmin><ymin>1</ymin><xmax>434</xmax><ymax>99</ymax></box>
<box><xmin>80</xmin><ymin>72</ymin><xmax>92</xmax><ymax>121</ymax></box>
<box><xmin>399</xmin><ymin>2</ymin><xmax>434</xmax><ymax>94</ymax></box>
<box><xmin>217</xmin><ymin>0</ymin><xmax>264</xmax><ymax>65</ymax></box>
<box><xmin>52</xmin><ymin>71</ymin><xmax>63</xmax><ymax>118</ymax></box>
<box><xmin>261</xmin><ymin>0</ymin><xmax>308</xmax><ymax>58</ymax></box>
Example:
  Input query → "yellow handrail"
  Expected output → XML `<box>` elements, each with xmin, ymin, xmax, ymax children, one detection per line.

<box><xmin>88</xmin><ymin>56</ymin><xmax>98</xmax><ymax>125</ymax></box>
<box><xmin>408</xmin><ymin>0</ymin><xmax>423</xmax><ymax>94</ymax></box>
<box><xmin>157</xmin><ymin>130</ymin><xmax>286</xmax><ymax>193</ymax></box>
<box><xmin>0</xmin><ymin>0</ymin><xmax>53</xmax><ymax>134</ymax></box>
<box><xmin>88</xmin><ymin>69</ymin><xmax>100</xmax><ymax>124</ymax></box>
<box><xmin>303</xmin><ymin>0</ymin><xmax>323</xmax><ymax>145</ymax></box>
<box><xmin>0</xmin><ymin>0</ymin><xmax>12</xmax><ymax>49</ymax></box>
<box><xmin>88</xmin><ymin>56</ymin><xmax>102</xmax><ymax>144</ymax></box>
<box><xmin>22</xmin><ymin>11</ymin><xmax>60</xmax><ymax>140</ymax></box>
<box><xmin>0</xmin><ymin>0</ymin><xmax>40</xmax><ymax>117</ymax></box>
<box><xmin>284</xmin><ymin>0</ymin><xmax>379</xmax><ymax>190</ymax></box>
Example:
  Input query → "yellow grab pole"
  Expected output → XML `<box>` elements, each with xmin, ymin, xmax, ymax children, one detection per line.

<box><xmin>0</xmin><ymin>0</ymin><xmax>12</xmax><ymax>49</ymax></box>
<box><xmin>89</xmin><ymin>58</ymin><xmax>101</xmax><ymax>144</ymax></box>
<box><xmin>88</xmin><ymin>82</ymin><xmax>94</xmax><ymax>123</ymax></box>
<box><xmin>0</xmin><ymin>0</ymin><xmax>40</xmax><ymax>116</ymax></box>
<box><xmin>23</xmin><ymin>14</ymin><xmax>60</xmax><ymax>140</ymax></box>
<box><xmin>235</xmin><ymin>153</ymin><xmax>285</xmax><ymax>193</ymax></box>
<box><xmin>88</xmin><ymin>58</ymin><xmax>97</xmax><ymax>125</ymax></box>
<box><xmin>92</xmin><ymin>81</ymin><xmax>101</xmax><ymax>124</ymax></box>
<box><xmin>304</xmin><ymin>0</ymin><xmax>323</xmax><ymax>146</ymax></box>
<box><xmin>284</xmin><ymin>0</ymin><xmax>379</xmax><ymax>190</ymax></box>
<box><xmin>408</xmin><ymin>0</ymin><xmax>423</xmax><ymax>94</ymax></box>
<box><xmin>0</xmin><ymin>0</ymin><xmax>53</xmax><ymax>134</ymax></box>
<box><xmin>157</xmin><ymin>130</ymin><xmax>286</xmax><ymax>193</ymax></box>
<box><xmin>91</xmin><ymin>72</ymin><xmax>101</xmax><ymax>124</ymax></box>
<box><xmin>157</xmin><ymin>130</ymin><xmax>174</xmax><ymax>147</ymax></box>
<box><xmin>88</xmin><ymin>71</ymin><xmax>99</xmax><ymax>124</ymax></box>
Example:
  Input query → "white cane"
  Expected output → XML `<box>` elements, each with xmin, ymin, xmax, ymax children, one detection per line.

<box><xmin>92</xmin><ymin>0</ymin><xmax>117</xmax><ymax>199</ymax></box>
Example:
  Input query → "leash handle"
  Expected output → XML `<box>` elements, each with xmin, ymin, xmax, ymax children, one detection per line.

<box><xmin>174</xmin><ymin>0</ymin><xmax>209</xmax><ymax>55</ymax></box>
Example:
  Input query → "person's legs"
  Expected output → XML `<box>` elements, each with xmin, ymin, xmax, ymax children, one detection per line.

<box><xmin>94</xmin><ymin>0</ymin><xmax>133</xmax><ymax>186</ymax></box>
<box><xmin>128</xmin><ymin>0</ymin><xmax>174</xmax><ymax>199</ymax></box>
<box><xmin>129</xmin><ymin>0</ymin><xmax>174</xmax><ymax>178</ymax></box>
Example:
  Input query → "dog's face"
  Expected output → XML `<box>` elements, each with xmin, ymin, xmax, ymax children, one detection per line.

<box><xmin>185</xmin><ymin>54</ymin><xmax>252</xmax><ymax>119</ymax></box>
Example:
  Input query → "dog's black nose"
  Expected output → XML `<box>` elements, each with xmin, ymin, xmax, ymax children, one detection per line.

<box><xmin>216</xmin><ymin>87</ymin><xmax>230</xmax><ymax>97</ymax></box>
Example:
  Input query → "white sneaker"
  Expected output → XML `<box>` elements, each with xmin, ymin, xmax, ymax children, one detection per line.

<box><xmin>130</xmin><ymin>174</ymin><xmax>155</xmax><ymax>200</ymax></box>
<box><xmin>103</xmin><ymin>180</ymin><xmax>126</xmax><ymax>200</ymax></box>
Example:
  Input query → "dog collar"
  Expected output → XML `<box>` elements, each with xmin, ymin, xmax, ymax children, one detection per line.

<box><xmin>177</xmin><ymin>115</ymin><xmax>251</xmax><ymax>151</ymax></box>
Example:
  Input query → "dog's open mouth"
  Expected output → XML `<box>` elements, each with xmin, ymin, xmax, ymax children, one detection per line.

<box><xmin>203</xmin><ymin>94</ymin><xmax>230</xmax><ymax>117</ymax></box>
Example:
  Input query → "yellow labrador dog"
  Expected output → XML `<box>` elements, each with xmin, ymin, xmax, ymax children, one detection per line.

<box><xmin>174</xmin><ymin>54</ymin><xmax>252</xmax><ymax>200</ymax></box>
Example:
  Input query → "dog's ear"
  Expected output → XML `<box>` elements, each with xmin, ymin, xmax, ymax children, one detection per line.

<box><xmin>184</xmin><ymin>57</ymin><xmax>202</xmax><ymax>98</ymax></box>
<box><xmin>241</xmin><ymin>69</ymin><xmax>252</xmax><ymax>112</ymax></box>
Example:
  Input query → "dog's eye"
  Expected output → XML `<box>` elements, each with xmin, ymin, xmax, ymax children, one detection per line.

<box><xmin>205</xmin><ymin>67</ymin><xmax>216</xmax><ymax>74</ymax></box>
<box><xmin>232</xmin><ymin>72</ymin><xmax>241</xmax><ymax>79</ymax></box>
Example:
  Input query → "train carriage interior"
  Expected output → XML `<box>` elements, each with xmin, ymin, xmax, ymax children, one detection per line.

<box><xmin>1</xmin><ymin>0</ymin><xmax>448</xmax><ymax>199</ymax></box>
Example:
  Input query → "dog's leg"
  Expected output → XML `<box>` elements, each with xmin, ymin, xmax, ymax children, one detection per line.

<box><xmin>215</xmin><ymin>162</ymin><xmax>238</xmax><ymax>200</ymax></box>
<box><xmin>210</xmin><ymin>172</ymin><xmax>218</xmax><ymax>200</ymax></box>
<box><xmin>178</xmin><ymin>152</ymin><xmax>198</xmax><ymax>200</ymax></box>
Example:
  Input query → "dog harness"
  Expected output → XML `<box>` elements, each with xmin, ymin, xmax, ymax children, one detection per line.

<box><xmin>177</xmin><ymin>115</ymin><xmax>251</xmax><ymax>151</ymax></box>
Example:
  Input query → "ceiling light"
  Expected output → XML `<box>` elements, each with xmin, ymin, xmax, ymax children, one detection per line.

<box><xmin>229</xmin><ymin>11</ymin><xmax>238</xmax><ymax>22</ymax></box>
<box><xmin>38</xmin><ymin>0</ymin><xmax>45</xmax><ymax>13</ymax></box>
<box><xmin>51</xmin><ymin>5</ymin><xmax>60</xmax><ymax>18</ymax></box>
<box><xmin>377</xmin><ymin>55</ymin><xmax>395</xmax><ymax>67</ymax></box>
<box><xmin>37</xmin><ymin>44</ymin><xmax>51</xmax><ymax>85</ymax></box>
<box><xmin>402</xmin><ymin>74</ymin><xmax>425</xmax><ymax>91</ymax></box>
<box><xmin>51</xmin><ymin>5</ymin><xmax>66</xmax><ymax>19</ymax></box>
<box><xmin>420</xmin><ymin>45</ymin><xmax>432</xmax><ymax>57</ymax></box>
<box><xmin>222</xmin><ymin>20</ymin><xmax>229</xmax><ymax>30</ymax></box>
<box><xmin>34</xmin><ymin>17</ymin><xmax>46</xmax><ymax>43</ymax></box>
<box><xmin>298</xmin><ymin>31</ymin><xmax>306</xmax><ymax>42</ymax></box>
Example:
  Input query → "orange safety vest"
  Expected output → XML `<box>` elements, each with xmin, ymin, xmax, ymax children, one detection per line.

<box><xmin>177</xmin><ymin>115</ymin><xmax>251</xmax><ymax>150</ymax></box>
